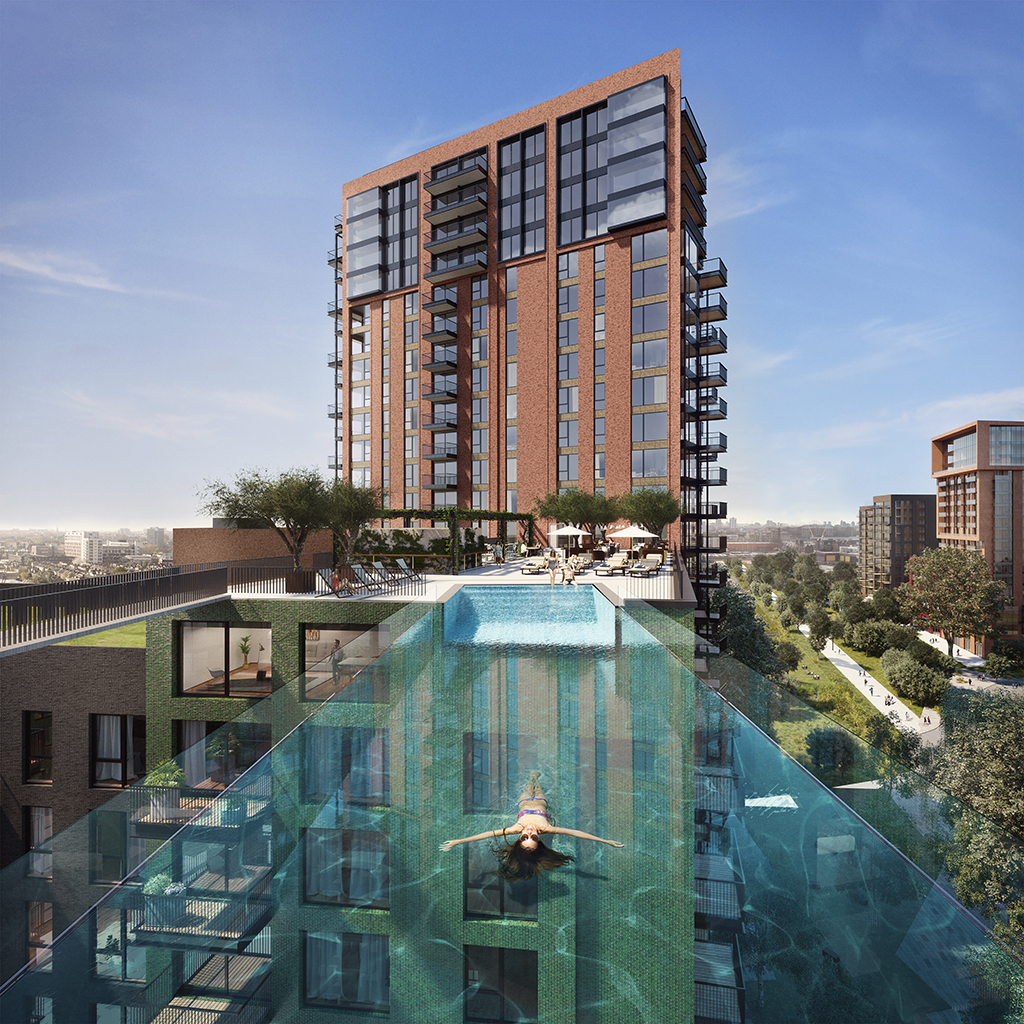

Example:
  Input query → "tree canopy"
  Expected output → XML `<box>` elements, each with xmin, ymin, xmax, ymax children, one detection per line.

<box><xmin>614</xmin><ymin>487</ymin><xmax>680</xmax><ymax>537</ymax></box>
<box><xmin>532</xmin><ymin>488</ymin><xmax>618</xmax><ymax>536</ymax></box>
<box><xmin>326</xmin><ymin>479</ymin><xmax>387</xmax><ymax>563</ymax></box>
<box><xmin>897</xmin><ymin>547</ymin><xmax>1005</xmax><ymax>656</ymax></box>
<box><xmin>716</xmin><ymin>585</ymin><xmax>785</xmax><ymax>681</ymax></box>
<box><xmin>199</xmin><ymin>467</ymin><xmax>330</xmax><ymax>569</ymax></box>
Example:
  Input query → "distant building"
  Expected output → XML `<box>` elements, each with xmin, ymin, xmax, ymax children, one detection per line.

<box><xmin>146</xmin><ymin>527</ymin><xmax>167</xmax><ymax>548</ymax></box>
<box><xmin>101</xmin><ymin>540</ymin><xmax>140</xmax><ymax>564</ymax></box>
<box><xmin>858</xmin><ymin>495</ymin><xmax>936</xmax><ymax>596</ymax></box>
<box><xmin>63</xmin><ymin>531</ymin><xmax>101</xmax><ymax>565</ymax></box>
<box><xmin>932</xmin><ymin>420</ymin><xmax>1024</xmax><ymax>654</ymax></box>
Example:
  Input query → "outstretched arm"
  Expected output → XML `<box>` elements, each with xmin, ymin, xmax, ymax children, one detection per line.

<box><xmin>548</xmin><ymin>826</ymin><xmax>625</xmax><ymax>848</ymax></box>
<box><xmin>439</xmin><ymin>827</ymin><xmax>515</xmax><ymax>852</ymax></box>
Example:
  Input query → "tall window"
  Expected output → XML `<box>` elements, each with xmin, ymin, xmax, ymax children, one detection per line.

<box><xmin>27</xmin><ymin>902</ymin><xmax>53</xmax><ymax>972</ymax></box>
<box><xmin>24</xmin><ymin>712</ymin><xmax>52</xmax><ymax>783</ymax></box>
<box><xmin>498</xmin><ymin>126</ymin><xmax>546</xmax><ymax>260</ymax></box>
<box><xmin>464</xmin><ymin>946</ymin><xmax>538</xmax><ymax>1022</ymax></box>
<box><xmin>178</xmin><ymin>622</ymin><xmax>272</xmax><ymax>697</ymax></box>
<box><xmin>558</xmin><ymin>104</ymin><xmax>608</xmax><ymax>244</ymax></box>
<box><xmin>345</xmin><ymin>176</ymin><xmax>417</xmax><ymax>299</ymax></box>
<box><xmin>305</xmin><ymin>932</ymin><xmax>389</xmax><ymax>1011</ymax></box>
<box><xmin>305</xmin><ymin>830</ymin><xmax>390</xmax><ymax>909</ymax></box>
<box><xmin>26</xmin><ymin>807</ymin><xmax>52</xmax><ymax>878</ymax></box>
<box><xmin>92</xmin><ymin>715</ymin><xmax>145</xmax><ymax>788</ymax></box>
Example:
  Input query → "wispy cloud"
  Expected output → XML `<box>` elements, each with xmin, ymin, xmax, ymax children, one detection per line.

<box><xmin>63</xmin><ymin>387</ymin><xmax>299</xmax><ymax>441</ymax></box>
<box><xmin>799</xmin><ymin>386</ymin><xmax>1024</xmax><ymax>454</ymax></box>
<box><xmin>704</xmin><ymin>152</ymin><xmax>794</xmax><ymax>227</ymax></box>
<box><xmin>0</xmin><ymin>248</ymin><xmax>127</xmax><ymax>292</ymax></box>
<box><xmin>803</xmin><ymin>312</ymin><xmax>969</xmax><ymax>382</ymax></box>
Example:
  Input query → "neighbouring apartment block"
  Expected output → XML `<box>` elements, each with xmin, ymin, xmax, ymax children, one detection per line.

<box><xmin>931</xmin><ymin>420</ymin><xmax>1024</xmax><ymax>654</ymax></box>
<box><xmin>63</xmin><ymin>531</ymin><xmax>101</xmax><ymax>565</ymax></box>
<box><xmin>328</xmin><ymin>50</ymin><xmax>729</xmax><ymax>607</ymax></box>
<box><xmin>858</xmin><ymin>494</ymin><xmax>936</xmax><ymax>596</ymax></box>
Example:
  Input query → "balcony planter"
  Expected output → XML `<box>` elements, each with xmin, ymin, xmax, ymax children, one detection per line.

<box><xmin>285</xmin><ymin>569</ymin><xmax>314</xmax><ymax>593</ymax></box>
<box><xmin>142</xmin><ymin>874</ymin><xmax>186</xmax><ymax>927</ymax></box>
<box><xmin>144</xmin><ymin>761</ymin><xmax>186</xmax><ymax>820</ymax></box>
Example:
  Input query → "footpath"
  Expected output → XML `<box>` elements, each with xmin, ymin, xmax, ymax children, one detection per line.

<box><xmin>797</xmin><ymin>628</ymin><xmax>996</xmax><ymax>747</ymax></box>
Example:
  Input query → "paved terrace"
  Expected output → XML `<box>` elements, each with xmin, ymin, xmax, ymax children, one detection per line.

<box><xmin>0</xmin><ymin>554</ymin><xmax>693</xmax><ymax>656</ymax></box>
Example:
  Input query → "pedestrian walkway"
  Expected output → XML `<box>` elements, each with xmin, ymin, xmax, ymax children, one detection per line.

<box><xmin>798</xmin><ymin>627</ymin><xmax>944</xmax><ymax>745</ymax></box>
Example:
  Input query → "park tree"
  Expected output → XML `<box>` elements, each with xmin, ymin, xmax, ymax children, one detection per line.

<box><xmin>868</xmin><ymin>586</ymin><xmax>901</xmax><ymax>623</ymax></box>
<box><xmin>928</xmin><ymin>687</ymin><xmax>1024</xmax><ymax>955</ymax></box>
<box><xmin>614</xmin><ymin>487</ymin><xmax>680</xmax><ymax>537</ymax></box>
<box><xmin>865</xmin><ymin>711</ymin><xmax>921</xmax><ymax>795</ymax></box>
<box><xmin>898</xmin><ymin>547</ymin><xmax>1005</xmax><ymax>657</ymax></box>
<box><xmin>326</xmin><ymin>479</ymin><xmax>387</xmax><ymax>564</ymax></box>
<box><xmin>805</xmin><ymin>726</ymin><xmax>857</xmax><ymax>783</ymax></box>
<box><xmin>199</xmin><ymin>467</ymin><xmax>330</xmax><ymax>570</ymax></box>
<box><xmin>879</xmin><ymin>649</ymin><xmax>947</xmax><ymax>706</ymax></box>
<box><xmin>829</xmin><ymin>561</ymin><xmax>859</xmax><ymax>586</ymax></box>
<box><xmin>533</xmin><ymin>488</ymin><xmax>618</xmax><ymax>537</ymax></box>
<box><xmin>724</xmin><ymin>555</ymin><xmax>744</xmax><ymax>579</ymax></box>
<box><xmin>776</xmin><ymin>640</ymin><xmax>801</xmax><ymax>672</ymax></box>
<box><xmin>716</xmin><ymin>585</ymin><xmax>785</xmax><ymax>681</ymax></box>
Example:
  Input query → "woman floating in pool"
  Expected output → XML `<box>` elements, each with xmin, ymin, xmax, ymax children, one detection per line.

<box><xmin>439</xmin><ymin>772</ymin><xmax>624</xmax><ymax>881</ymax></box>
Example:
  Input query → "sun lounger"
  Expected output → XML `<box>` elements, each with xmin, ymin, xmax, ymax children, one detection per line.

<box><xmin>316</xmin><ymin>568</ymin><xmax>370</xmax><ymax>598</ymax></box>
<box><xmin>396</xmin><ymin>558</ymin><xmax>424</xmax><ymax>581</ymax></box>
<box><xmin>520</xmin><ymin>557</ymin><xmax>546</xmax><ymax>575</ymax></box>
<box><xmin>627</xmin><ymin>555</ymin><xmax>663</xmax><ymax>577</ymax></box>
<box><xmin>594</xmin><ymin>553</ymin><xmax>629</xmax><ymax>575</ymax></box>
<box><xmin>351</xmin><ymin>565</ymin><xmax>385</xmax><ymax>592</ymax></box>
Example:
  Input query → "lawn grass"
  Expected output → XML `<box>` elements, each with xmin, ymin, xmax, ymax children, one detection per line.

<box><xmin>57</xmin><ymin>621</ymin><xmax>147</xmax><ymax>648</ymax></box>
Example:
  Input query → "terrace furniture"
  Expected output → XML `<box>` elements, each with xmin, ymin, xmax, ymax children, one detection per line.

<box><xmin>519</xmin><ymin>557</ymin><xmax>546</xmax><ymax>575</ymax></box>
<box><xmin>373</xmin><ymin>561</ymin><xmax>407</xmax><ymax>585</ymax></box>
<box><xmin>315</xmin><ymin>568</ymin><xmax>372</xmax><ymax>598</ymax></box>
<box><xmin>396</xmin><ymin>558</ymin><xmax>424</xmax><ymax>581</ymax></box>
<box><xmin>351</xmin><ymin>565</ymin><xmax>385</xmax><ymax>592</ymax></box>
<box><xmin>627</xmin><ymin>555</ymin><xmax>663</xmax><ymax>577</ymax></box>
<box><xmin>594</xmin><ymin>553</ymin><xmax>630</xmax><ymax>576</ymax></box>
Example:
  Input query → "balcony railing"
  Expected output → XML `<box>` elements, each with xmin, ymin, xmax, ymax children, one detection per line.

<box><xmin>698</xmin><ymin>325</ymin><xmax>727</xmax><ymax>354</ymax></box>
<box><xmin>424</xmin><ymin>413</ymin><xmax>459</xmax><ymax>430</ymax></box>
<box><xmin>422</xmin><ymin>383</ymin><xmax>458</xmax><ymax>401</ymax></box>
<box><xmin>327</xmin><ymin>404</ymin><xmax>342</xmax><ymax>418</ymax></box>
<box><xmin>698</xmin><ymin>257</ymin><xmax>727</xmax><ymax>290</ymax></box>
<box><xmin>702</xmin><ymin>466</ymin><xmax>728</xmax><ymax>486</ymax></box>
<box><xmin>700</xmin><ymin>293</ymin><xmax>727</xmax><ymax>323</ymax></box>
<box><xmin>328</xmin><ymin>456</ymin><xmax>341</xmax><ymax>471</ymax></box>
<box><xmin>424</xmin><ymin>154</ymin><xmax>487</xmax><ymax>196</ymax></box>
<box><xmin>424</xmin><ymin>474</ymin><xmax>459</xmax><ymax>490</ymax></box>
<box><xmin>328</xmin><ymin>300</ymin><xmax>342</xmax><ymax>319</ymax></box>
<box><xmin>424</xmin><ymin>186</ymin><xmax>488</xmax><ymax>226</ymax></box>
<box><xmin>423</xmin><ymin>443</ymin><xmax>458</xmax><ymax>460</ymax></box>
<box><xmin>423</xmin><ymin>219</ymin><xmax>487</xmax><ymax>255</ymax></box>
<box><xmin>328</xmin><ymin>351</ymin><xmax>342</xmax><ymax>368</ymax></box>
<box><xmin>423</xmin><ymin>347</ymin><xmax>457</xmax><ymax>371</ymax></box>
<box><xmin>426</xmin><ymin>250</ymin><xmax>487</xmax><ymax>284</ymax></box>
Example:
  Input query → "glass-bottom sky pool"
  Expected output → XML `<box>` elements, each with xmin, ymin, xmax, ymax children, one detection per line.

<box><xmin>1</xmin><ymin>585</ymin><xmax>1018</xmax><ymax>1023</ymax></box>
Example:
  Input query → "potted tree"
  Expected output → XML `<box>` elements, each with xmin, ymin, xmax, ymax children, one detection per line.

<box><xmin>144</xmin><ymin>760</ymin><xmax>187</xmax><ymax>820</ymax></box>
<box><xmin>238</xmin><ymin>634</ymin><xmax>252</xmax><ymax>670</ymax></box>
<box><xmin>142</xmin><ymin>872</ymin><xmax>187</xmax><ymax>927</ymax></box>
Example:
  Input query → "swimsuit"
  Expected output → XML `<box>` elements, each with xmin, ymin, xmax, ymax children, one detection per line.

<box><xmin>518</xmin><ymin>808</ymin><xmax>549</xmax><ymax>820</ymax></box>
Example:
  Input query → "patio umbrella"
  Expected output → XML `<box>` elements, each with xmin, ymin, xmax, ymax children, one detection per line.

<box><xmin>608</xmin><ymin>525</ymin><xmax>658</xmax><ymax>552</ymax></box>
<box><xmin>549</xmin><ymin>524</ymin><xmax>590</xmax><ymax>552</ymax></box>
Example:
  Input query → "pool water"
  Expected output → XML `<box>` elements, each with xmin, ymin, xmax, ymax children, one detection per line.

<box><xmin>1</xmin><ymin>586</ymin><xmax>1016</xmax><ymax>1024</ymax></box>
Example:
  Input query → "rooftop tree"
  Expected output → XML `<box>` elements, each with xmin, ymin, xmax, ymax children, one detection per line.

<box><xmin>198</xmin><ymin>467</ymin><xmax>329</xmax><ymax>570</ymax></box>
<box><xmin>897</xmin><ymin>547</ymin><xmax>1005</xmax><ymax>657</ymax></box>
<box><xmin>615</xmin><ymin>487</ymin><xmax>680</xmax><ymax>539</ymax></box>
<box><xmin>326</xmin><ymin>479</ymin><xmax>387</xmax><ymax>565</ymax></box>
<box><xmin>533</xmin><ymin>488</ymin><xmax>619</xmax><ymax>538</ymax></box>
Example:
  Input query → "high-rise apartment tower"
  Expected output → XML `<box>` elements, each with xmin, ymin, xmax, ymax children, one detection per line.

<box><xmin>328</xmin><ymin>51</ymin><xmax>729</xmax><ymax>605</ymax></box>
<box><xmin>931</xmin><ymin>420</ymin><xmax>1024</xmax><ymax>654</ymax></box>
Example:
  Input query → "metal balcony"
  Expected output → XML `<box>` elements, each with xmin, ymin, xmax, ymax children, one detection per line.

<box><xmin>700</xmin><ymin>293</ymin><xmax>727</xmax><ymax>323</ymax></box>
<box><xmin>424</xmin><ymin>222</ymin><xmax>487</xmax><ymax>255</ymax></box>
<box><xmin>424</xmin><ymin>157</ymin><xmax>487</xmax><ymax>196</ymax></box>
<box><xmin>683</xmin><ymin>173</ymin><xmax>707</xmax><ymax>222</ymax></box>
<box><xmin>426</xmin><ymin>252</ymin><xmax>487</xmax><ymax>284</ymax></box>
<box><xmin>424</xmin><ymin>473</ymin><xmax>459</xmax><ymax>490</ymax></box>
<box><xmin>697</xmin><ymin>325</ymin><xmax>727</xmax><ymax>356</ymax></box>
<box><xmin>328</xmin><ymin>351</ymin><xmax>342</xmax><ymax>368</ymax></box>
<box><xmin>681</xmin><ymin>501</ymin><xmax>728</xmax><ymax>520</ymax></box>
<box><xmin>702</xmin><ymin>467</ymin><xmax>728</xmax><ymax>486</ymax></box>
<box><xmin>423</xmin><ymin>347</ymin><xmax>457</xmax><ymax>371</ymax></box>
<box><xmin>424</xmin><ymin>188</ymin><xmax>488</xmax><ymax>226</ymax></box>
<box><xmin>699</xmin><ymin>391</ymin><xmax>727</xmax><ymax>421</ymax></box>
<box><xmin>327</xmin><ymin>404</ymin><xmax>342</xmax><ymax>418</ymax></box>
<box><xmin>423</xmin><ymin>328</ymin><xmax>457</xmax><ymax>345</ymax></box>
<box><xmin>702</xmin><ymin>362</ymin><xmax>727</xmax><ymax>388</ymax></box>
<box><xmin>422</xmin><ymin>382</ymin><xmax>458</xmax><ymax>402</ymax></box>
<box><xmin>703</xmin><ymin>432</ymin><xmax>727</xmax><ymax>454</ymax></box>
<box><xmin>423</xmin><ymin>443</ymin><xmax>458</xmax><ymax>460</ymax></box>
<box><xmin>681</xmin><ymin>98</ymin><xmax>708</xmax><ymax>160</ymax></box>
<box><xmin>424</xmin><ymin>413</ymin><xmax>458</xmax><ymax>430</ymax></box>
<box><xmin>328</xmin><ymin>456</ymin><xmax>341</xmax><ymax>471</ymax></box>
<box><xmin>698</xmin><ymin>257</ymin><xmax>727</xmax><ymax>291</ymax></box>
<box><xmin>328</xmin><ymin>252</ymin><xmax>342</xmax><ymax>269</ymax></box>
<box><xmin>424</xmin><ymin>292</ymin><xmax>457</xmax><ymax>315</ymax></box>
<box><xmin>328</xmin><ymin>300</ymin><xmax>342</xmax><ymax>319</ymax></box>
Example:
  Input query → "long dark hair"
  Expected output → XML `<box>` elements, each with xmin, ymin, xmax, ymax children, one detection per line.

<box><xmin>491</xmin><ymin>828</ymin><xmax>575</xmax><ymax>882</ymax></box>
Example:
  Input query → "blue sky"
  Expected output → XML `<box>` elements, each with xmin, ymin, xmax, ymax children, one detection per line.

<box><xmin>1</xmin><ymin>0</ymin><xmax>1021</xmax><ymax>531</ymax></box>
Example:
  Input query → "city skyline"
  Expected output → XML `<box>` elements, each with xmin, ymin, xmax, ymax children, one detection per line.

<box><xmin>2</xmin><ymin>1</ymin><xmax>1022</xmax><ymax>531</ymax></box>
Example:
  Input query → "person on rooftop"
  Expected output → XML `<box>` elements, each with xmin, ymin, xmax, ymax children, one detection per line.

<box><xmin>439</xmin><ymin>772</ymin><xmax>623</xmax><ymax>881</ymax></box>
